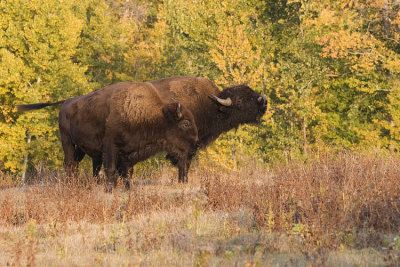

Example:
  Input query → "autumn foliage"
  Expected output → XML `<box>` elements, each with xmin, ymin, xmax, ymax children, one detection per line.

<box><xmin>0</xmin><ymin>0</ymin><xmax>399</xmax><ymax>175</ymax></box>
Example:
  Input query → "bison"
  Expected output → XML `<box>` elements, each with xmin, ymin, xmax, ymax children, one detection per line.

<box><xmin>19</xmin><ymin>76</ymin><xmax>267</xmax><ymax>184</ymax></box>
<box><xmin>118</xmin><ymin>76</ymin><xmax>268</xmax><ymax>176</ymax></box>
<box><xmin>18</xmin><ymin>81</ymin><xmax>199</xmax><ymax>189</ymax></box>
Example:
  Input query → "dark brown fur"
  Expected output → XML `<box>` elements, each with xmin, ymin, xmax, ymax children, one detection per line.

<box><xmin>18</xmin><ymin>82</ymin><xmax>198</xmax><ymax>188</ymax></box>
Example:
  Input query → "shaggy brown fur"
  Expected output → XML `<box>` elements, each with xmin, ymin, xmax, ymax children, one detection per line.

<box><xmin>18</xmin><ymin>82</ymin><xmax>198</xmax><ymax>188</ymax></box>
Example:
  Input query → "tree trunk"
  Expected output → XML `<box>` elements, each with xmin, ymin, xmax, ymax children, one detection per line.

<box><xmin>303</xmin><ymin>117</ymin><xmax>308</xmax><ymax>156</ymax></box>
<box><xmin>21</xmin><ymin>133</ymin><xmax>32</xmax><ymax>185</ymax></box>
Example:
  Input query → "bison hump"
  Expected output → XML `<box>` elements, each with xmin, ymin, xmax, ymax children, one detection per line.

<box><xmin>111</xmin><ymin>84</ymin><xmax>165</xmax><ymax>126</ymax></box>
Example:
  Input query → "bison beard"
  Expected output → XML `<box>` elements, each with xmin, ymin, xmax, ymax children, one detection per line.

<box><xmin>17</xmin><ymin>81</ymin><xmax>198</xmax><ymax>190</ymax></box>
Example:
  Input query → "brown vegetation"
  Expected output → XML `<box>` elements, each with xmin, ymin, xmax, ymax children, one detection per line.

<box><xmin>1</xmin><ymin>151</ymin><xmax>400</xmax><ymax>265</ymax></box>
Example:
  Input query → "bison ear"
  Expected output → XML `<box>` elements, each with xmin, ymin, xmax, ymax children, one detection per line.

<box><xmin>162</xmin><ymin>102</ymin><xmax>183</xmax><ymax>122</ymax></box>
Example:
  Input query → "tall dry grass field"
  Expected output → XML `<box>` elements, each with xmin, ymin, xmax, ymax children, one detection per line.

<box><xmin>1</xmin><ymin>151</ymin><xmax>400</xmax><ymax>266</ymax></box>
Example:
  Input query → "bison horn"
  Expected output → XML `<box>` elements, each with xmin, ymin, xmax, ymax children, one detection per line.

<box><xmin>210</xmin><ymin>95</ymin><xmax>232</xmax><ymax>107</ymax></box>
<box><xmin>176</xmin><ymin>103</ymin><xmax>183</xmax><ymax>119</ymax></box>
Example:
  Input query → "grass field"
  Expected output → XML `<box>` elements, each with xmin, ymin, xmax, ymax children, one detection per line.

<box><xmin>1</xmin><ymin>151</ymin><xmax>400</xmax><ymax>266</ymax></box>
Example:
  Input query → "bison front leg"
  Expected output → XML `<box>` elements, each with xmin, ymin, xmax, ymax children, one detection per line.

<box><xmin>92</xmin><ymin>157</ymin><xmax>103</xmax><ymax>184</ymax></box>
<box><xmin>102</xmin><ymin>140</ymin><xmax>118</xmax><ymax>192</ymax></box>
<box><xmin>177</xmin><ymin>156</ymin><xmax>191</xmax><ymax>183</ymax></box>
<box><xmin>177</xmin><ymin>151</ymin><xmax>196</xmax><ymax>183</ymax></box>
<box><xmin>92</xmin><ymin>156</ymin><xmax>102</xmax><ymax>178</ymax></box>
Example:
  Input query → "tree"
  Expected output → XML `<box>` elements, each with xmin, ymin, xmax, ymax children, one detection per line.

<box><xmin>0</xmin><ymin>0</ymin><xmax>89</xmax><ymax>174</ymax></box>
<box><xmin>314</xmin><ymin>1</ymin><xmax>400</xmax><ymax>148</ymax></box>
<box><xmin>0</xmin><ymin>0</ymin><xmax>130</xmax><ymax>175</ymax></box>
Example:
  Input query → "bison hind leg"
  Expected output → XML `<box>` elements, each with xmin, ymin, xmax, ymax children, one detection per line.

<box><xmin>74</xmin><ymin>147</ymin><xmax>86</xmax><ymax>162</ymax></box>
<box><xmin>60</xmin><ymin>129</ymin><xmax>80</xmax><ymax>177</ymax></box>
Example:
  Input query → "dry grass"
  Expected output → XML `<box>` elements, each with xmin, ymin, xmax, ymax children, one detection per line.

<box><xmin>1</xmin><ymin>150</ymin><xmax>400</xmax><ymax>266</ymax></box>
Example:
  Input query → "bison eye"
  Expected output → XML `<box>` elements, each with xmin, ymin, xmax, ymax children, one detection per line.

<box><xmin>236</xmin><ymin>99</ymin><xmax>243</xmax><ymax>109</ymax></box>
<box><xmin>178</xmin><ymin>120</ymin><xmax>192</xmax><ymax>130</ymax></box>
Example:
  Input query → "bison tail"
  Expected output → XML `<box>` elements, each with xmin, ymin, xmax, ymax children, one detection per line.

<box><xmin>17</xmin><ymin>100</ymin><xmax>65</xmax><ymax>112</ymax></box>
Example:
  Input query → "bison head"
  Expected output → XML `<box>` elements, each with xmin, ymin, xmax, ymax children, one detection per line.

<box><xmin>162</xmin><ymin>102</ymin><xmax>199</xmax><ymax>150</ymax></box>
<box><xmin>210</xmin><ymin>85</ymin><xmax>267</xmax><ymax>127</ymax></box>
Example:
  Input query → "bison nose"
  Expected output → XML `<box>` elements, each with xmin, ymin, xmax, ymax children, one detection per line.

<box><xmin>258</xmin><ymin>95</ymin><xmax>267</xmax><ymax>110</ymax></box>
<box><xmin>258</xmin><ymin>95</ymin><xmax>267</xmax><ymax>105</ymax></box>
<box><xmin>192</xmin><ymin>138</ymin><xmax>200</xmax><ymax>149</ymax></box>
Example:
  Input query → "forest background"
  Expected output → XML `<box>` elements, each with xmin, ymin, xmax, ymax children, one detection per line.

<box><xmin>0</xmin><ymin>0</ymin><xmax>399</xmax><ymax>177</ymax></box>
